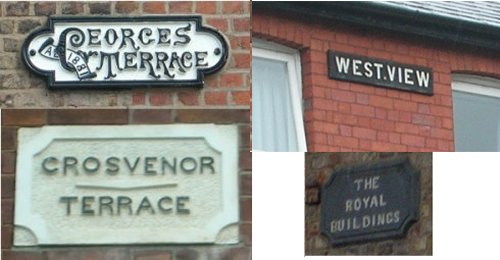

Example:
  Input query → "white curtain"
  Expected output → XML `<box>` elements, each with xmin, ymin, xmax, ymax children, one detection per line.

<box><xmin>453</xmin><ymin>91</ymin><xmax>500</xmax><ymax>151</ymax></box>
<box><xmin>252</xmin><ymin>56</ymin><xmax>299</xmax><ymax>152</ymax></box>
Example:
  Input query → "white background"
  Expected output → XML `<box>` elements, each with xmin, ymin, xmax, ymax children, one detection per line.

<box><xmin>253</xmin><ymin>152</ymin><xmax>500</xmax><ymax>259</ymax></box>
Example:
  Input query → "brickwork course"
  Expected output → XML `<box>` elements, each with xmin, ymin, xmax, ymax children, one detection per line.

<box><xmin>305</xmin><ymin>152</ymin><xmax>432</xmax><ymax>255</ymax></box>
<box><xmin>0</xmin><ymin>1</ymin><xmax>251</xmax><ymax>108</ymax></box>
<box><xmin>1</xmin><ymin>108</ymin><xmax>252</xmax><ymax>260</ymax></box>
<box><xmin>253</xmin><ymin>3</ymin><xmax>500</xmax><ymax>152</ymax></box>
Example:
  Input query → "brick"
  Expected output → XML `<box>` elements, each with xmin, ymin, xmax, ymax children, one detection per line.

<box><xmin>240</xmin><ymin>174</ymin><xmax>251</xmax><ymax>196</ymax></box>
<box><xmin>130</xmin><ymin>109</ymin><xmax>173</xmax><ymax>124</ymax></box>
<box><xmin>169</xmin><ymin>1</ymin><xmax>192</xmax><ymax>13</ymax></box>
<box><xmin>240</xmin><ymin>223</ymin><xmax>252</xmax><ymax>246</ymax></box>
<box><xmin>233</xmin><ymin>53</ymin><xmax>251</xmax><ymax>69</ymax></box>
<box><xmin>150</xmin><ymin>91</ymin><xmax>173</xmax><ymax>106</ymax></box>
<box><xmin>17</xmin><ymin>20</ymin><xmax>41</xmax><ymax>34</ymax></box>
<box><xmin>132</xmin><ymin>91</ymin><xmax>146</xmax><ymax>105</ymax></box>
<box><xmin>220</xmin><ymin>73</ymin><xmax>243</xmax><ymax>87</ymax></box>
<box><xmin>5</xmin><ymin>2</ymin><xmax>29</xmax><ymax>16</ymax></box>
<box><xmin>0</xmin><ymin>54</ymin><xmax>20</xmax><ymax>69</ymax></box>
<box><xmin>1</xmin><ymin>151</ymin><xmax>16</xmax><ymax>174</ymax></box>
<box><xmin>176</xmin><ymin>249</ymin><xmax>199</xmax><ymax>260</ymax></box>
<box><xmin>230</xmin><ymin>35</ymin><xmax>251</xmax><ymax>50</ymax></box>
<box><xmin>352</xmin><ymin>127</ymin><xmax>376</xmax><ymax>140</ymax></box>
<box><xmin>206</xmin><ymin>18</ymin><xmax>228</xmax><ymax>32</ymax></box>
<box><xmin>306</xmin><ymin>188</ymin><xmax>319</xmax><ymax>204</ymax></box>
<box><xmin>339</xmin><ymin>125</ymin><xmax>352</xmax><ymax>136</ymax></box>
<box><xmin>116</xmin><ymin>1</ymin><xmax>138</xmax><ymax>14</ymax></box>
<box><xmin>394</xmin><ymin>99</ymin><xmax>417</xmax><ymax>112</ymax></box>
<box><xmin>371</xmin><ymin>141</ymin><xmax>407</xmax><ymax>151</ymax></box>
<box><xmin>401</xmin><ymin>134</ymin><xmax>425</xmax><ymax>147</ymax></box>
<box><xmin>196</xmin><ymin>1</ymin><xmax>216</xmax><ymax>14</ymax></box>
<box><xmin>220</xmin><ymin>247</ymin><xmax>251</xmax><ymax>260</ymax></box>
<box><xmin>175</xmin><ymin>109</ymin><xmax>249</xmax><ymax>123</ymax></box>
<box><xmin>204</xmin><ymin>91</ymin><xmax>227</xmax><ymax>105</ymax></box>
<box><xmin>46</xmin><ymin>249</ymin><xmax>129</xmax><ymax>260</ymax></box>
<box><xmin>369</xmin><ymin>95</ymin><xmax>393</xmax><ymax>109</ymax></box>
<box><xmin>240</xmin><ymin>150</ymin><xmax>251</xmax><ymax>170</ymax></box>
<box><xmin>143</xmin><ymin>2</ymin><xmax>166</xmax><ymax>14</ymax></box>
<box><xmin>62</xmin><ymin>2</ymin><xmax>84</xmax><ymax>15</ymax></box>
<box><xmin>34</xmin><ymin>2</ymin><xmax>56</xmax><ymax>15</ymax></box>
<box><xmin>351</xmin><ymin>104</ymin><xmax>375</xmax><ymax>117</ymax></box>
<box><xmin>2</xmin><ymin>109</ymin><xmax>46</xmax><ymax>126</ymax></box>
<box><xmin>4</xmin><ymin>38</ymin><xmax>21</xmax><ymax>52</ymax></box>
<box><xmin>2</xmin><ymin>199</ymin><xmax>13</xmax><ymax>225</ymax></box>
<box><xmin>2</xmin><ymin>249</ymin><xmax>44</xmax><ymax>260</ymax></box>
<box><xmin>178</xmin><ymin>91</ymin><xmax>200</xmax><ymax>106</ymax></box>
<box><xmin>240</xmin><ymin>197</ymin><xmax>251</xmax><ymax>222</ymax></box>
<box><xmin>134</xmin><ymin>251</ymin><xmax>172</xmax><ymax>260</ymax></box>
<box><xmin>239</xmin><ymin>125</ymin><xmax>251</xmax><ymax>148</ymax></box>
<box><xmin>223</xmin><ymin>1</ymin><xmax>243</xmax><ymax>13</ymax></box>
<box><xmin>232</xmin><ymin>91</ymin><xmax>250</xmax><ymax>105</ymax></box>
<box><xmin>412</xmin><ymin>114</ymin><xmax>435</xmax><ymax>126</ymax></box>
<box><xmin>89</xmin><ymin>2</ymin><xmax>111</xmax><ymax>14</ymax></box>
<box><xmin>47</xmin><ymin>109</ymin><xmax>128</xmax><ymax>125</ymax></box>
<box><xmin>331</xmin><ymin>89</ymin><xmax>355</xmax><ymax>102</ymax></box>
<box><xmin>1</xmin><ymin>127</ymin><xmax>16</xmax><ymax>151</ymax></box>
<box><xmin>2</xmin><ymin>175</ymin><xmax>15</xmax><ymax>199</ymax></box>
<box><xmin>233</xmin><ymin>17</ymin><xmax>250</xmax><ymax>32</ymax></box>
<box><xmin>0</xmin><ymin>21</ymin><xmax>15</xmax><ymax>34</ymax></box>
<box><xmin>332</xmin><ymin>136</ymin><xmax>359</xmax><ymax>148</ymax></box>
<box><xmin>1</xmin><ymin>225</ymin><xmax>12</xmax><ymax>249</ymax></box>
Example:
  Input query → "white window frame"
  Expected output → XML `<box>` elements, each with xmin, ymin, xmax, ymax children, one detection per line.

<box><xmin>452</xmin><ymin>74</ymin><xmax>500</xmax><ymax>151</ymax></box>
<box><xmin>252</xmin><ymin>38</ymin><xmax>307</xmax><ymax>152</ymax></box>
<box><xmin>452</xmin><ymin>74</ymin><xmax>500</xmax><ymax>98</ymax></box>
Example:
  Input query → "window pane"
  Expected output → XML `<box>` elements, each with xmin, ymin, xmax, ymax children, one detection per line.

<box><xmin>453</xmin><ymin>91</ymin><xmax>500</xmax><ymax>151</ymax></box>
<box><xmin>252</xmin><ymin>56</ymin><xmax>299</xmax><ymax>151</ymax></box>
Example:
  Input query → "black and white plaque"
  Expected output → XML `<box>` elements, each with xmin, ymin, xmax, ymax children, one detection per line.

<box><xmin>22</xmin><ymin>16</ymin><xmax>228</xmax><ymax>89</ymax></box>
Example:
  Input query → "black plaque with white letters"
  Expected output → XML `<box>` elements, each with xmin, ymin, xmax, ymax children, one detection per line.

<box><xmin>320</xmin><ymin>157</ymin><xmax>419</xmax><ymax>246</ymax></box>
<box><xmin>328</xmin><ymin>51</ymin><xmax>433</xmax><ymax>95</ymax></box>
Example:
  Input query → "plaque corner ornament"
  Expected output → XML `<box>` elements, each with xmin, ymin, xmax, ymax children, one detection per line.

<box><xmin>21</xmin><ymin>15</ymin><xmax>229</xmax><ymax>90</ymax></box>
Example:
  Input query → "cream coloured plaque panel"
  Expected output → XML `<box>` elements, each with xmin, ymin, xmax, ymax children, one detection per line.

<box><xmin>14</xmin><ymin>125</ymin><xmax>238</xmax><ymax>245</ymax></box>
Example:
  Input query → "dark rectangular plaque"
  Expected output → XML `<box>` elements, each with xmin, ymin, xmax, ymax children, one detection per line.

<box><xmin>328</xmin><ymin>50</ymin><xmax>433</xmax><ymax>95</ymax></box>
<box><xmin>320</xmin><ymin>157</ymin><xmax>419</xmax><ymax>245</ymax></box>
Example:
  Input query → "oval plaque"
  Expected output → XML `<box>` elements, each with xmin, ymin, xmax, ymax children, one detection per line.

<box><xmin>21</xmin><ymin>16</ymin><xmax>228</xmax><ymax>89</ymax></box>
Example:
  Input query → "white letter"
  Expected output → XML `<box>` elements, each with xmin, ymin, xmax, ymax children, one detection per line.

<box><xmin>416</xmin><ymin>70</ymin><xmax>430</xmax><ymax>88</ymax></box>
<box><xmin>335</xmin><ymin>56</ymin><xmax>350</xmax><ymax>74</ymax></box>
<box><xmin>404</xmin><ymin>68</ymin><xmax>414</xmax><ymax>85</ymax></box>
<box><xmin>353</xmin><ymin>59</ymin><xmax>363</xmax><ymax>76</ymax></box>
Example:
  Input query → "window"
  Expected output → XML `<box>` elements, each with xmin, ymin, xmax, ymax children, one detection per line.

<box><xmin>252</xmin><ymin>39</ymin><xmax>307</xmax><ymax>152</ymax></box>
<box><xmin>452</xmin><ymin>75</ymin><xmax>500</xmax><ymax>151</ymax></box>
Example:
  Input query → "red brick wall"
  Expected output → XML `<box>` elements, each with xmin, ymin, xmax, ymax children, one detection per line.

<box><xmin>1</xmin><ymin>108</ymin><xmax>251</xmax><ymax>260</ymax></box>
<box><xmin>0</xmin><ymin>1</ymin><xmax>250</xmax><ymax>109</ymax></box>
<box><xmin>252</xmin><ymin>10</ymin><xmax>500</xmax><ymax>152</ymax></box>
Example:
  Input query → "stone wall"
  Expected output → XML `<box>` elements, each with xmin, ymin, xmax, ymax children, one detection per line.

<box><xmin>0</xmin><ymin>1</ymin><xmax>250</xmax><ymax>108</ymax></box>
<box><xmin>305</xmin><ymin>152</ymin><xmax>432</xmax><ymax>255</ymax></box>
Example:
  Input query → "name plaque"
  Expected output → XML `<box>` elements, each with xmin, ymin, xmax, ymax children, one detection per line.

<box><xmin>320</xmin><ymin>157</ymin><xmax>419</xmax><ymax>245</ymax></box>
<box><xmin>21</xmin><ymin>16</ymin><xmax>228</xmax><ymax>89</ymax></box>
<box><xmin>328</xmin><ymin>51</ymin><xmax>433</xmax><ymax>95</ymax></box>
<box><xmin>14</xmin><ymin>125</ymin><xmax>238</xmax><ymax>245</ymax></box>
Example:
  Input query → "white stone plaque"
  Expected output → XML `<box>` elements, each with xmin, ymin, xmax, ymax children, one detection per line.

<box><xmin>14</xmin><ymin>125</ymin><xmax>239</xmax><ymax>245</ymax></box>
